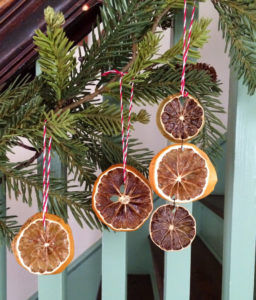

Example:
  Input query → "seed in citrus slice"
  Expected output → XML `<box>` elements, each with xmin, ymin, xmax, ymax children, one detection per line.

<box><xmin>12</xmin><ymin>212</ymin><xmax>74</xmax><ymax>275</ymax></box>
<box><xmin>156</xmin><ymin>93</ymin><xmax>205</xmax><ymax>142</ymax></box>
<box><xmin>149</xmin><ymin>143</ymin><xmax>217</xmax><ymax>203</ymax></box>
<box><xmin>150</xmin><ymin>204</ymin><xmax>196</xmax><ymax>251</ymax></box>
<box><xmin>92</xmin><ymin>164</ymin><xmax>153</xmax><ymax>231</ymax></box>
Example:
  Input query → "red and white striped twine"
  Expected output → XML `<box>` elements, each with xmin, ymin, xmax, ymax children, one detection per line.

<box><xmin>102</xmin><ymin>70</ymin><xmax>134</xmax><ymax>183</ymax></box>
<box><xmin>180</xmin><ymin>0</ymin><xmax>196</xmax><ymax>97</ymax></box>
<box><xmin>42</xmin><ymin>120</ymin><xmax>52</xmax><ymax>229</ymax></box>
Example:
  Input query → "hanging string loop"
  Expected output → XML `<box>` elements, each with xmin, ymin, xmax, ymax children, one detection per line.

<box><xmin>102</xmin><ymin>70</ymin><xmax>134</xmax><ymax>184</ymax></box>
<box><xmin>180</xmin><ymin>0</ymin><xmax>196</xmax><ymax>97</ymax></box>
<box><xmin>42</xmin><ymin>120</ymin><xmax>52</xmax><ymax>229</ymax></box>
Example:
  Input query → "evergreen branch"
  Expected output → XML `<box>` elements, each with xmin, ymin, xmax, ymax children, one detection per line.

<box><xmin>0</xmin><ymin>163</ymin><xmax>103</xmax><ymax>229</ymax></box>
<box><xmin>212</xmin><ymin>0</ymin><xmax>256</xmax><ymax>94</ymax></box>
<box><xmin>155</xmin><ymin>18</ymin><xmax>211</xmax><ymax>66</ymax></box>
<box><xmin>15</xmin><ymin>151</ymin><xmax>42</xmax><ymax>170</ymax></box>
<box><xmin>152</xmin><ymin>4</ymin><xmax>173</xmax><ymax>33</ymax></box>
<box><xmin>34</xmin><ymin>7</ymin><xmax>76</xmax><ymax>102</ymax></box>
<box><xmin>16</xmin><ymin>142</ymin><xmax>37</xmax><ymax>152</ymax></box>
<box><xmin>77</xmin><ymin>130</ymin><xmax>153</xmax><ymax>176</ymax></box>
<box><xmin>0</xmin><ymin>211</ymin><xmax>20</xmax><ymax>248</ymax></box>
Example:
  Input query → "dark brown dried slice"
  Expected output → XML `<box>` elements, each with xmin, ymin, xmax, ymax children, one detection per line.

<box><xmin>150</xmin><ymin>204</ymin><xmax>196</xmax><ymax>251</ymax></box>
<box><xmin>157</xmin><ymin>93</ymin><xmax>204</xmax><ymax>142</ymax></box>
<box><xmin>92</xmin><ymin>164</ymin><xmax>153</xmax><ymax>231</ymax></box>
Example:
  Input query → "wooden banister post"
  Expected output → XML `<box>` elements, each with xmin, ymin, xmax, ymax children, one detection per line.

<box><xmin>0</xmin><ymin>173</ymin><xmax>7</xmax><ymax>300</ymax></box>
<box><xmin>164</xmin><ymin>7</ymin><xmax>198</xmax><ymax>300</ymax></box>
<box><xmin>222</xmin><ymin>71</ymin><xmax>256</xmax><ymax>300</ymax></box>
<box><xmin>102</xmin><ymin>230</ymin><xmax>127</xmax><ymax>300</ymax></box>
<box><xmin>38</xmin><ymin>153</ymin><xmax>68</xmax><ymax>300</ymax></box>
<box><xmin>36</xmin><ymin>63</ymin><xmax>68</xmax><ymax>300</ymax></box>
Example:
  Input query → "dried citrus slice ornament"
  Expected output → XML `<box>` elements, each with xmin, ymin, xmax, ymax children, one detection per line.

<box><xmin>156</xmin><ymin>94</ymin><xmax>205</xmax><ymax>142</ymax></box>
<box><xmin>12</xmin><ymin>212</ymin><xmax>74</xmax><ymax>275</ymax></box>
<box><xmin>92</xmin><ymin>164</ymin><xmax>153</xmax><ymax>231</ymax></box>
<box><xmin>150</xmin><ymin>204</ymin><xmax>196</xmax><ymax>251</ymax></box>
<box><xmin>149</xmin><ymin>143</ymin><xmax>217</xmax><ymax>203</ymax></box>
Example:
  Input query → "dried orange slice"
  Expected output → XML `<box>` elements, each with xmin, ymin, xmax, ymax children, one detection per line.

<box><xmin>150</xmin><ymin>204</ymin><xmax>196</xmax><ymax>251</ymax></box>
<box><xmin>92</xmin><ymin>164</ymin><xmax>153</xmax><ymax>231</ymax></box>
<box><xmin>12</xmin><ymin>212</ymin><xmax>74</xmax><ymax>275</ymax></box>
<box><xmin>149</xmin><ymin>143</ymin><xmax>217</xmax><ymax>203</ymax></box>
<box><xmin>156</xmin><ymin>94</ymin><xmax>204</xmax><ymax>142</ymax></box>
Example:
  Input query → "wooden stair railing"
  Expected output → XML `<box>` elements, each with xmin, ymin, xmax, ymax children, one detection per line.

<box><xmin>97</xmin><ymin>275</ymin><xmax>154</xmax><ymax>300</ymax></box>
<box><xmin>0</xmin><ymin>173</ymin><xmax>6</xmax><ymax>300</ymax></box>
<box><xmin>149</xmin><ymin>236</ymin><xmax>223</xmax><ymax>300</ymax></box>
<box><xmin>0</xmin><ymin>0</ymin><xmax>100</xmax><ymax>87</ymax></box>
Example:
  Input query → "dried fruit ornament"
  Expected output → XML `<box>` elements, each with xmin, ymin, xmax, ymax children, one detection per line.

<box><xmin>149</xmin><ymin>143</ymin><xmax>217</xmax><ymax>203</ymax></box>
<box><xmin>12</xmin><ymin>212</ymin><xmax>74</xmax><ymax>274</ymax></box>
<box><xmin>149</xmin><ymin>1</ymin><xmax>217</xmax><ymax>252</ymax></box>
<box><xmin>150</xmin><ymin>204</ymin><xmax>196</xmax><ymax>251</ymax></box>
<box><xmin>92</xmin><ymin>164</ymin><xmax>153</xmax><ymax>231</ymax></box>
<box><xmin>12</xmin><ymin>121</ymin><xmax>74</xmax><ymax>274</ymax></box>
<box><xmin>92</xmin><ymin>70</ymin><xmax>153</xmax><ymax>231</ymax></box>
<box><xmin>156</xmin><ymin>93</ymin><xmax>204</xmax><ymax>142</ymax></box>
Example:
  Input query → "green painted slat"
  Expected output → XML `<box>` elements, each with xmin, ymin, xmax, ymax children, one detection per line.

<box><xmin>28</xmin><ymin>239</ymin><xmax>102</xmax><ymax>300</ymax></box>
<box><xmin>164</xmin><ymin>202</ymin><xmax>192</xmax><ymax>300</ymax></box>
<box><xmin>67</xmin><ymin>240</ymin><xmax>102</xmax><ymax>300</ymax></box>
<box><xmin>38</xmin><ymin>153</ymin><xmax>68</xmax><ymax>300</ymax></box>
<box><xmin>164</xmin><ymin>7</ymin><xmax>198</xmax><ymax>300</ymax></box>
<box><xmin>0</xmin><ymin>173</ymin><xmax>6</xmax><ymax>300</ymax></box>
<box><xmin>193</xmin><ymin>201</ymin><xmax>223</xmax><ymax>264</ymax></box>
<box><xmin>102</xmin><ymin>230</ymin><xmax>127</xmax><ymax>300</ymax></box>
<box><xmin>36</xmin><ymin>62</ymin><xmax>67</xmax><ymax>300</ymax></box>
<box><xmin>222</xmin><ymin>71</ymin><xmax>256</xmax><ymax>300</ymax></box>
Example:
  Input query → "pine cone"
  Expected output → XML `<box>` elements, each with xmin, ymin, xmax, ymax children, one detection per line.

<box><xmin>189</xmin><ymin>63</ymin><xmax>218</xmax><ymax>82</ymax></box>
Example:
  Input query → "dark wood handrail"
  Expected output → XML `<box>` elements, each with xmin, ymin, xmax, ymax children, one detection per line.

<box><xmin>0</xmin><ymin>0</ymin><xmax>100</xmax><ymax>86</ymax></box>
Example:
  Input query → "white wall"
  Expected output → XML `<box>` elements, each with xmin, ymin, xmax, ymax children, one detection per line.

<box><xmin>6</xmin><ymin>2</ymin><xmax>230</xmax><ymax>299</ymax></box>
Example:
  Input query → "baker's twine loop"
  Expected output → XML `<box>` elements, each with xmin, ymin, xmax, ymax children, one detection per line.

<box><xmin>42</xmin><ymin>120</ymin><xmax>52</xmax><ymax>229</ymax></box>
<box><xmin>180</xmin><ymin>0</ymin><xmax>196</xmax><ymax>97</ymax></box>
<box><xmin>102</xmin><ymin>70</ymin><xmax>134</xmax><ymax>184</ymax></box>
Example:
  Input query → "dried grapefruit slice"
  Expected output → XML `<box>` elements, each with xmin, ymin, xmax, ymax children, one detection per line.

<box><xmin>12</xmin><ymin>212</ymin><xmax>74</xmax><ymax>275</ymax></box>
<box><xmin>150</xmin><ymin>204</ymin><xmax>196</xmax><ymax>251</ymax></box>
<box><xmin>156</xmin><ymin>94</ymin><xmax>204</xmax><ymax>142</ymax></box>
<box><xmin>149</xmin><ymin>143</ymin><xmax>217</xmax><ymax>203</ymax></box>
<box><xmin>92</xmin><ymin>164</ymin><xmax>153</xmax><ymax>231</ymax></box>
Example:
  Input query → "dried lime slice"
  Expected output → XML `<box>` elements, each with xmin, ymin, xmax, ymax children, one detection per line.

<box><xmin>150</xmin><ymin>204</ymin><xmax>196</xmax><ymax>251</ymax></box>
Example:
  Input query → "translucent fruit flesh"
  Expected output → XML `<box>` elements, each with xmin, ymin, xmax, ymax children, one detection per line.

<box><xmin>150</xmin><ymin>204</ymin><xmax>196</xmax><ymax>251</ymax></box>
<box><xmin>149</xmin><ymin>143</ymin><xmax>217</xmax><ymax>203</ymax></box>
<box><xmin>157</xmin><ymin>147</ymin><xmax>207</xmax><ymax>201</ymax></box>
<box><xmin>93</xmin><ymin>165</ymin><xmax>153</xmax><ymax>231</ymax></box>
<box><xmin>12</xmin><ymin>213</ymin><xmax>74</xmax><ymax>275</ymax></box>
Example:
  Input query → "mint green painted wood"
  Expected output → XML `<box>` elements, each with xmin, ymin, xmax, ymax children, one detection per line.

<box><xmin>222</xmin><ymin>71</ymin><xmax>256</xmax><ymax>300</ymax></box>
<box><xmin>67</xmin><ymin>239</ymin><xmax>102</xmax><ymax>300</ymax></box>
<box><xmin>28</xmin><ymin>239</ymin><xmax>102</xmax><ymax>300</ymax></box>
<box><xmin>127</xmin><ymin>196</ymin><xmax>164</xmax><ymax>300</ymax></box>
<box><xmin>0</xmin><ymin>173</ymin><xmax>6</xmax><ymax>300</ymax></box>
<box><xmin>38</xmin><ymin>272</ymin><xmax>67</xmax><ymax>300</ymax></box>
<box><xmin>164</xmin><ymin>7</ymin><xmax>198</xmax><ymax>300</ymax></box>
<box><xmin>164</xmin><ymin>202</ymin><xmax>192</xmax><ymax>300</ymax></box>
<box><xmin>102</xmin><ymin>230</ymin><xmax>127</xmax><ymax>300</ymax></box>
<box><xmin>38</xmin><ymin>153</ymin><xmax>68</xmax><ymax>300</ymax></box>
<box><xmin>36</xmin><ymin>62</ymin><xmax>68</xmax><ymax>300</ymax></box>
<box><xmin>193</xmin><ymin>201</ymin><xmax>223</xmax><ymax>264</ymax></box>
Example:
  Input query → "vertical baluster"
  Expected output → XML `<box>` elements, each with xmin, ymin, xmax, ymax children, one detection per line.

<box><xmin>0</xmin><ymin>173</ymin><xmax>6</xmax><ymax>300</ymax></box>
<box><xmin>164</xmin><ymin>7</ymin><xmax>198</xmax><ymax>300</ymax></box>
<box><xmin>36</xmin><ymin>63</ymin><xmax>68</xmax><ymax>300</ymax></box>
<box><xmin>222</xmin><ymin>71</ymin><xmax>256</xmax><ymax>300</ymax></box>
<box><xmin>102</xmin><ymin>230</ymin><xmax>127</xmax><ymax>300</ymax></box>
<box><xmin>38</xmin><ymin>154</ymin><xmax>68</xmax><ymax>300</ymax></box>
